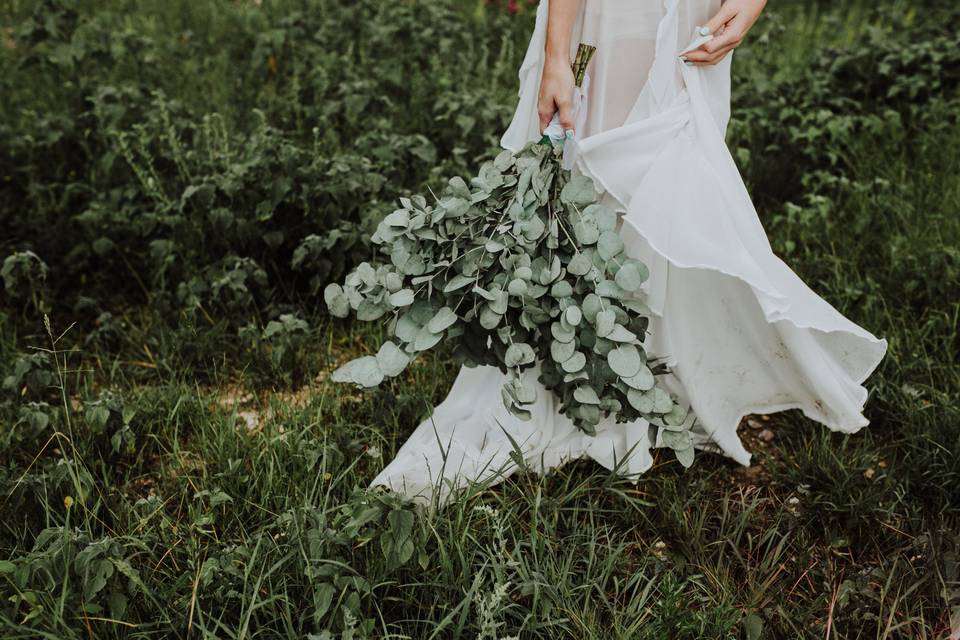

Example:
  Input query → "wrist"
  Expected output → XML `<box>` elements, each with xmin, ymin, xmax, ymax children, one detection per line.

<box><xmin>544</xmin><ymin>46</ymin><xmax>570</xmax><ymax>65</ymax></box>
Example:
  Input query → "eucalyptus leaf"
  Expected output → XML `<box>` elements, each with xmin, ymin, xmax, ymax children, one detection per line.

<box><xmin>376</xmin><ymin>342</ymin><xmax>410</xmax><ymax>377</ymax></box>
<box><xmin>597</xmin><ymin>231</ymin><xmax>624</xmax><ymax>261</ymax></box>
<box><xmin>626</xmin><ymin>388</ymin><xmax>654</xmax><ymax>413</ymax></box>
<box><xmin>514</xmin><ymin>381</ymin><xmax>537</xmax><ymax>405</ymax></box>
<box><xmin>595</xmin><ymin>309</ymin><xmax>616</xmax><ymax>337</ymax></box>
<box><xmin>388</xmin><ymin>289</ymin><xmax>415</xmax><ymax>307</ymax></box>
<box><xmin>675</xmin><ymin>446</ymin><xmax>695</xmax><ymax>467</ymax></box>
<box><xmin>574</xmin><ymin>386</ymin><xmax>600</xmax><ymax>405</ymax></box>
<box><xmin>661</xmin><ymin>429</ymin><xmax>692</xmax><ymax>451</ymax></box>
<box><xmin>608</xmin><ymin>345</ymin><xmax>642</xmax><ymax>378</ymax></box>
<box><xmin>550</xmin><ymin>339</ymin><xmax>576</xmax><ymax>363</ymax></box>
<box><xmin>560</xmin><ymin>175</ymin><xmax>596</xmax><ymax>206</ymax></box>
<box><xmin>331</xmin><ymin>356</ymin><xmax>383</xmax><ymax>388</ymax></box>
<box><xmin>561</xmin><ymin>351</ymin><xmax>586</xmax><ymax>373</ymax></box>
<box><xmin>443</xmin><ymin>274</ymin><xmax>474</xmax><ymax>292</ymax></box>
<box><xmin>622</xmin><ymin>368</ymin><xmax>655</xmax><ymax>391</ymax></box>
<box><xmin>427</xmin><ymin>307</ymin><xmax>457</xmax><ymax>333</ymax></box>
<box><xmin>573</xmin><ymin>218</ymin><xmax>600</xmax><ymax>245</ymax></box>
<box><xmin>614</xmin><ymin>263</ymin><xmax>645</xmax><ymax>292</ymax></box>
<box><xmin>323</xmin><ymin>283</ymin><xmax>350</xmax><ymax>318</ymax></box>
<box><xmin>505</xmin><ymin>342</ymin><xmax>535</xmax><ymax>367</ymax></box>
<box><xmin>568</xmin><ymin>252</ymin><xmax>592</xmax><ymax>276</ymax></box>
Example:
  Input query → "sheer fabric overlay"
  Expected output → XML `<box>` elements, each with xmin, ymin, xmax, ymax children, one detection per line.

<box><xmin>369</xmin><ymin>0</ymin><xmax>888</xmax><ymax>505</ymax></box>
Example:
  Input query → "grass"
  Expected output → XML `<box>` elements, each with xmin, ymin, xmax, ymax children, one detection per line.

<box><xmin>1</xmin><ymin>0</ymin><xmax>959</xmax><ymax>638</ymax></box>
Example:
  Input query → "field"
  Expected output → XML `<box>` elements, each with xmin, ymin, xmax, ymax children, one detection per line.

<box><xmin>1</xmin><ymin>0</ymin><xmax>958</xmax><ymax>638</ymax></box>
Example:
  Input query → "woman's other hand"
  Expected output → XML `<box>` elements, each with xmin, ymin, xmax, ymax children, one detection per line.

<box><xmin>683</xmin><ymin>0</ymin><xmax>767</xmax><ymax>66</ymax></box>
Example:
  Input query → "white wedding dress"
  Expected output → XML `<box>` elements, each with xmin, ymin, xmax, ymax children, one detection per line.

<box><xmin>369</xmin><ymin>0</ymin><xmax>888</xmax><ymax>504</ymax></box>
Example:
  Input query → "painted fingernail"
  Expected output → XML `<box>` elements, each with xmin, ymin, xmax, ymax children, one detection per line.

<box><xmin>698</xmin><ymin>25</ymin><xmax>712</xmax><ymax>36</ymax></box>
<box><xmin>684</xmin><ymin>60</ymin><xmax>694</xmax><ymax>67</ymax></box>
<box><xmin>680</xmin><ymin>55</ymin><xmax>688</xmax><ymax>62</ymax></box>
<box><xmin>564</xmin><ymin>129</ymin><xmax>575</xmax><ymax>139</ymax></box>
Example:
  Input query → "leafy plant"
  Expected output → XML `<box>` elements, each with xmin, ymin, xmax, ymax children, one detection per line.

<box><xmin>0</xmin><ymin>251</ymin><xmax>48</xmax><ymax>312</ymax></box>
<box><xmin>326</xmin><ymin>142</ymin><xmax>694</xmax><ymax>462</ymax></box>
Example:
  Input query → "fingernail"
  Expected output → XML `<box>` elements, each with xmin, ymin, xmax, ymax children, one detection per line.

<box><xmin>698</xmin><ymin>26</ymin><xmax>712</xmax><ymax>36</ymax></box>
<box><xmin>680</xmin><ymin>55</ymin><xmax>688</xmax><ymax>62</ymax></box>
<box><xmin>684</xmin><ymin>60</ymin><xmax>694</xmax><ymax>67</ymax></box>
<box><xmin>564</xmin><ymin>129</ymin><xmax>575</xmax><ymax>139</ymax></box>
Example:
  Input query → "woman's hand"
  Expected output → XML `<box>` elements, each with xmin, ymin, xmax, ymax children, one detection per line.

<box><xmin>683</xmin><ymin>0</ymin><xmax>767</xmax><ymax>66</ymax></box>
<box><xmin>537</xmin><ymin>56</ymin><xmax>577</xmax><ymax>134</ymax></box>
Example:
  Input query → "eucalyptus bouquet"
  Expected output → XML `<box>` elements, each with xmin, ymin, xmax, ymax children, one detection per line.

<box><xmin>325</xmin><ymin>45</ymin><xmax>697</xmax><ymax>465</ymax></box>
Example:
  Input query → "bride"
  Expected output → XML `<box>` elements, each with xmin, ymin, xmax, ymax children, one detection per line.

<box><xmin>369</xmin><ymin>0</ymin><xmax>888</xmax><ymax>504</ymax></box>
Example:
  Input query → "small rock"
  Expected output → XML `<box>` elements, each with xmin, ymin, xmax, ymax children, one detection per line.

<box><xmin>757</xmin><ymin>428</ymin><xmax>775</xmax><ymax>442</ymax></box>
<box><xmin>237</xmin><ymin>410</ymin><xmax>260</xmax><ymax>432</ymax></box>
<box><xmin>863</xmin><ymin>468</ymin><xmax>875</xmax><ymax>480</ymax></box>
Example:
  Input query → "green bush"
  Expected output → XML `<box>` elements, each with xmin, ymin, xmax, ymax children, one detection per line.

<box><xmin>0</xmin><ymin>0</ymin><xmax>529</xmax><ymax>323</ymax></box>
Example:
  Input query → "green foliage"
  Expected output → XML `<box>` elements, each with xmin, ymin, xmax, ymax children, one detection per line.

<box><xmin>0</xmin><ymin>0</ymin><xmax>529</xmax><ymax>324</ymax></box>
<box><xmin>1</xmin><ymin>251</ymin><xmax>48</xmax><ymax>312</ymax></box>
<box><xmin>326</xmin><ymin>144</ymin><xmax>691</xmax><ymax>448</ymax></box>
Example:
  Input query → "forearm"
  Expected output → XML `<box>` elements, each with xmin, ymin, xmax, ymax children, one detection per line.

<box><xmin>545</xmin><ymin>0</ymin><xmax>580</xmax><ymax>63</ymax></box>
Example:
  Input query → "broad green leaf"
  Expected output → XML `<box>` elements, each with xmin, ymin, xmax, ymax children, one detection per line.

<box><xmin>332</xmin><ymin>356</ymin><xmax>383</xmax><ymax>388</ymax></box>
<box><xmin>608</xmin><ymin>345</ymin><xmax>642</xmax><ymax>378</ymax></box>
<box><xmin>614</xmin><ymin>263</ymin><xmax>645</xmax><ymax>292</ymax></box>
<box><xmin>651</xmin><ymin>387</ymin><xmax>674</xmax><ymax>413</ymax></box>
<box><xmin>551</xmin><ymin>339</ymin><xmax>576</xmax><ymax>363</ymax></box>
<box><xmin>443</xmin><ymin>274</ymin><xmax>474</xmax><ymax>292</ymax></box>
<box><xmin>383</xmin><ymin>209</ymin><xmax>410</xmax><ymax>227</ymax></box>
<box><xmin>622</xmin><ymin>367</ymin><xmax>655</xmax><ymax>391</ymax></box>
<box><xmin>505</xmin><ymin>342</ymin><xmax>535</xmax><ymax>367</ymax></box>
<box><xmin>663</xmin><ymin>404</ymin><xmax>689</xmax><ymax>427</ymax></box>
<box><xmin>508</xmin><ymin>278</ymin><xmax>528</xmax><ymax>296</ymax></box>
<box><xmin>323</xmin><ymin>283</ymin><xmax>350</xmax><ymax>318</ymax></box>
<box><xmin>597</xmin><ymin>231</ymin><xmax>624</xmax><ymax>261</ymax></box>
<box><xmin>395</xmin><ymin>313</ymin><xmax>422</xmax><ymax>342</ymax></box>
<box><xmin>560</xmin><ymin>175</ymin><xmax>595</xmax><ymax>206</ymax></box>
<box><xmin>596</xmin><ymin>280</ymin><xmax>626</xmax><ymax>299</ymax></box>
<box><xmin>414</xmin><ymin>327</ymin><xmax>444</xmax><ymax>351</ymax></box>
<box><xmin>357</xmin><ymin>300</ymin><xmax>386</xmax><ymax>321</ymax></box>
<box><xmin>561</xmin><ymin>351</ymin><xmax>586</xmax><ymax>373</ymax></box>
<box><xmin>551</xmin><ymin>321</ymin><xmax>576</xmax><ymax>343</ymax></box>
<box><xmin>589</xmin><ymin>205</ymin><xmax>618</xmax><ymax>231</ymax></box>
<box><xmin>582</xmin><ymin>293</ymin><xmax>602</xmax><ymax>321</ymax></box>
<box><xmin>427</xmin><ymin>307</ymin><xmax>457</xmax><ymax>333</ymax></box>
<box><xmin>388</xmin><ymin>289</ymin><xmax>415</xmax><ymax>307</ymax></box>
<box><xmin>573</xmin><ymin>218</ymin><xmax>599</xmax><ymax>245</ymax></box>
<box><xmin>550</xmin><ymin>281</ymin><xmax>573</xmax><ymax>298</ymax></box>
<box><xmin>626</xmin><ymin>388</ymin><xmax>654</xmax><ymax>413</ymax></box>
<box><xmin>662</xmin><ymin>428</ymin><xmax>692</xmax><ymax>450</ymax></box>
<box><xmin>574</xmin><ymin>386</ymin><xmax>600</xmax><ymax>405</ymax></box>
<box><xmin>595</xmin><ymin>309</ymin><xmax>616</xmax><ymax>337</ymax></box>
<box><xmin>568</xmin><ymin>252</ymin><xmax>592</xmax><ymax>276</ymax></box>
<box><xmin>376</xmin><ymin>342</ymin><xmax>410</xmax><ymax>377</ymax></box>
<box><xmin>606</xmin><ymin>324</ymin><xmax>637</xmax><ymax>342</ymax></box>
<box><xmin>479</xmin><ymin>306</ymin><xmax>502</xmax><ymax>330</ymax></box>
